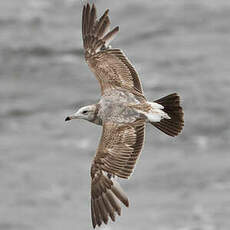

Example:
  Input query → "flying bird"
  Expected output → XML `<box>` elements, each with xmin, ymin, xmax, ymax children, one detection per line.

<box><xmin>65</xmin><ymin>3</ymin><xmax>184</xmax><ymax>228</ymax></box>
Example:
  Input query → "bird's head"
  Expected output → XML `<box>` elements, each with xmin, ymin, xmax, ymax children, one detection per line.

<box><xmin>65</xmin><ymin>104</ymin><xmax>97</xmax><ymax>123</ymax></box>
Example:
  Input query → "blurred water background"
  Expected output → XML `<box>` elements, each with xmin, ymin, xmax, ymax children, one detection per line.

<box><xmin>0</xmin><ymin>0</ymin><xmax>230</xmax><ymax>229</ymax></box>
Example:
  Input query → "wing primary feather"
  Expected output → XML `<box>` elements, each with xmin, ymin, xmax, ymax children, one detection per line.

<box><xmin>102</xmin><ymin>193</ymin><xmax>116</xmax><ymax>221</ymax></box>
<box><xmin>97</xmin><ymin>197</ymin><xmax>108</xmax><ymax>224</ymax></box>
<box><xmin>91</xmin><ymin>199</ymin><xmax>97</xmax><ymax>228</ymax></box>
<box><xmin>85</xmin><ymin>4</ymin><xmax>90</xmax><ymax>36</ymax></box>
<box><xmin>89</xmin><ymin>4</ymin><xmax>96</xmax><ymax>35</ymax></box>
<box><xmin>82</xmin><ymin>5</ymin><xmax>86</xmax><ymax>39</ymax></box>
<box><xmin>102</xmin><ymin>26</ymin><xmax>119</xmax><ymax>47</ymax></box>
<box><xmin>97</xmin><ymin>16</ymin><xmax>111</xmax><ymax>39</ymax></box>
<box><xmin>106</xmin><ymin>190</ymin><xmax>121</xmax><ymax>216</ymax></box>
<box><xmin>83</xmin><ymin>4</ymin><xmax>90</xmax><ymax>50</ymax></box>
<box><xmin>93</xmin><ymin>199</ymin><xmax>102</xmax><ymax>227</ymax></box>
<box><xmin>111</xmin><ymin>181</ymin><xmax>129</xmax><ymax>207</ymax></box>
<box><xmin>95</xmin><ymin>9</ymin><xmax>109</xmax><ymax>37</ymax></box>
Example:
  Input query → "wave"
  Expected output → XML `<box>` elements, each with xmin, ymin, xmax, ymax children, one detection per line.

<box><xmin>2</xmin><ymin>46</ymin><xmax>83</xmax><ymax>58</ymax></box>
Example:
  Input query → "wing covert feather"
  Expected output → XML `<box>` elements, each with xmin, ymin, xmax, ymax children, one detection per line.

<box><xmin>82</xmin><ymin>3</ymin><xmax>145</xmax><ymax>98</ymax></box>
<box><xmin>94</xmin><ymin>120</ymin><xmax>145</xmax><ymax>179</ymax></box>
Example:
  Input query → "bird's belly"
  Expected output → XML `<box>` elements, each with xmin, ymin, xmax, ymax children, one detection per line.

<box><xmin>98</xmin><ymin>92</ymin><xmax>141</xmax><ymax>123</ymax></box>
<box><xmin>99</xmin><ymin>104</ymin><xmax>140</xmax><ymax>123</ymax></box>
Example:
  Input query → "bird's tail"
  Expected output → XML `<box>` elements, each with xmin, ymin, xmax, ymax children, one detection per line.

<box><xmin>151</xmin><ymin>93</ymin><xmax>184</xmax><ymax>137</ymax></box>
<box><xmin>91</xmin><ymin>170</ymin><xmax>129</xmax><ymax>228</ymax></box>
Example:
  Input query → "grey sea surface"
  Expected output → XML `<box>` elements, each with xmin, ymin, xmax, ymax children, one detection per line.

<box><xmin>1</xmin><ymin>0</ymin><xmax>230</xmax><ymax>229</ymax></box>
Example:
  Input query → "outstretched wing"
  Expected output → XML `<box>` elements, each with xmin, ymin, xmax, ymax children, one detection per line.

<box><xmin>82</xmin><ymin>4</ymin><xmax>145</xmax><ymax>99</ymax></box>
<box><xmin>94</xmin><ymin>119</ymin><xmax>145</xmax><ymax>179</ymax></box>
<box><xmin>90</xmin><ymin>120</ymin><xmax>145</xmax><ymax>227</ymax></box>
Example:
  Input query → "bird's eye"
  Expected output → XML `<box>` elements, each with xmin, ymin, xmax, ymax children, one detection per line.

<box><xmin>82</xmin><ymin>110</ymin><xmax>88</xmax><ymax>114</ymax></box>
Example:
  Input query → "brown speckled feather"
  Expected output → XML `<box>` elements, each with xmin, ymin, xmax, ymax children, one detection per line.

<box><xmin>82</xmin><ymin>3</ymin><xmax>145</xmax><ymax>99</ymax></box>
<box><xmin>90</xmin><ymin>163</ymin><xmax>128</xmax><ymax>228</ymax></box>
<box><xmin>95</xmin><ymin>119</ymin><xmax>145</xmax><ymax>179</ymax></box>
<box><xmin>90</xmin><ymin>120</ymin><xmax>145</xmax><ymax>228</ymax></box>
<box><xmin>79</xmin><ymin>4</ymin><xmax>184</xmax><ymax>229</ymax></box>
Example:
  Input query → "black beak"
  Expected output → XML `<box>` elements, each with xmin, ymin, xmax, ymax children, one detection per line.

<box><xmin>65</xmin><ymin>116</ymin><xmax>71</xmax><ymax>122</ymax></box>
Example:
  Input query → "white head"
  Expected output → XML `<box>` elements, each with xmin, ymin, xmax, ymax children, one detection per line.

<box><xmin>65</xmin><ymin>104</ymin><xmax>99</xmax><ymax>124</ymax></box>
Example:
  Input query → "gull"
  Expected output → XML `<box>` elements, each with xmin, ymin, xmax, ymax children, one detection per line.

<box><xmin>65</xmin><ymin>3</ymin><xmax>184</xmax><ymax>228</ymax></box>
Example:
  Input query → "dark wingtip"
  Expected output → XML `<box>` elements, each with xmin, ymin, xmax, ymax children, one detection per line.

<box><xmin>125</xmin><ymin>199</ymin><xmax>129</xmax><ymax>207</ymax></box>
<box><xmin>65</xmin><ymin>116</ymin><xmax>70</xmax><ymax>122</ymax></box>
<box><xmin>105</xmin><ymin>9</ymin><xmax>109</xmax><ymax>14</ymax></box>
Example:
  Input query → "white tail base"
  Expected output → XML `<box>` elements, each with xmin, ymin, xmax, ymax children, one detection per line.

<box><xmin>137</xmin><ymin>101</ymin><xmax>170</xmax><ymax>123</ymax></box>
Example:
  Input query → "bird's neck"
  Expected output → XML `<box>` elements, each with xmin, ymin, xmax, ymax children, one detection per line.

<box><xmin>90</xmin><ymin>104</ymin><xmax>102</xmax><ymax>126</ymax></box>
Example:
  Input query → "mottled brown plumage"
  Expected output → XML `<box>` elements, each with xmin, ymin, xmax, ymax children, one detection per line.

<box><xmin>66</xmin><ymin>3</ymin><xmax>184</xmax><ymax>228</ymax></box>
<box><xmin>82</xmin><ymin>4</ymin><xmax>144</xmax><ymax>99</ymax></box>
<box><xmin>95</xmin><ymin>119</ymin><xmax>145</xmax><ymax>179</ymax></box>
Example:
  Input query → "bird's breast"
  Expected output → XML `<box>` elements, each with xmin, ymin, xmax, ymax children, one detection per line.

<box><xmin>98</xmin><ymin>90</ymin><xmax>141</xmax><ymax>123</ymax></box>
